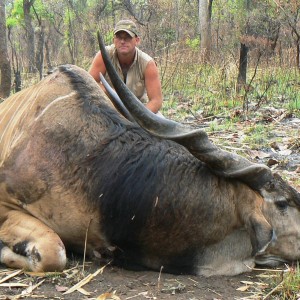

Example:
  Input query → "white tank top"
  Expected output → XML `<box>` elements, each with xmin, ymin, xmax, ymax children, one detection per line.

<box><xmin>104</xmin><ymin>44</ymin><xmax>153</xmax><ymax>103</ymax></box>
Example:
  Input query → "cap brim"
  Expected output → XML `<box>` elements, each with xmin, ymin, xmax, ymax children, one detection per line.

<box><xmin>114</xmin><ymin>29</ymin><xmax>136</xmax><ymax>37</ymax></box>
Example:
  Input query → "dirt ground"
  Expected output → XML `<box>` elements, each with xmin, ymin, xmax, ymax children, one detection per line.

<box><xmin>0</xmin><ymin>260</ymin><xmax>273</xmax><ymax>300</ymax></box>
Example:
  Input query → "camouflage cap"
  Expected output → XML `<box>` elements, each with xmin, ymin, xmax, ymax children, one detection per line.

<box><xmin>114</xmin><ymin>20</ymin><xmax>139</xmax><ymax>37</ymax></box>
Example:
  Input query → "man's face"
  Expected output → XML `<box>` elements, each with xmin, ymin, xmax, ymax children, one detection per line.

<box><xmin>113</xmin><ymin>31</ymin><xmax>139</xmax><ymax>55</ymax></box>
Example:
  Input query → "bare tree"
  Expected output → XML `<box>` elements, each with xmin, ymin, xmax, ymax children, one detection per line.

<box><xmin>23</xmin><ymin>0</ymin><xmax>36</xmax><ymax>72</ymax></box>
<box><xmin>198</xmin><ymin>0</ymin><xmax>213</xmax><ymax>62</ymax></box>
<box><xmin>8</xmin><ymin>27</ymin><xmax>21</xmax><ymax>92</ymax></box>
<box><xmin>0</xmin><ymin>0</ymin><xmax>11</xmax><ymax>98</ymax></box>
<box><xmin>32</xmin><ymin>5</ymin><xmax>45</xmax><ymax>79</ymax></box>
<box><xmin>274</xmin><ymin>1</ymin><xmax>300</xmax><ymax>69</ymax></box>
<box><xmin>237</xmin><ymin>0</ymin><xmax>251</xmax><ymax>91</ymax></box>
<box><xmin>237</xmin><ymin>42</ymin><xmax>249</xmax><ymax>89</ymax></box>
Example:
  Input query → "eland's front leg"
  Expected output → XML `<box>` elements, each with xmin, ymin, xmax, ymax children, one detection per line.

<box><xmin>0</xmin><ymin>210</ymin><xmax>66</xmax><ymax>271</ymax></box>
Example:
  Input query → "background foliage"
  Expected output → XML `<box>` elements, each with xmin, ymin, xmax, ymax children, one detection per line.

<box><xmin>1</xmin><ymin>0</ymin><xmax>300</xmax><ymax>115</ymax></box>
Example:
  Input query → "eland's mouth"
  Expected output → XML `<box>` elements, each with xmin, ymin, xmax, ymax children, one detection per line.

<box><xmin>255</xmin><ymin>254</ymin><xmax>289</xmax><ymax>267</ymax></box>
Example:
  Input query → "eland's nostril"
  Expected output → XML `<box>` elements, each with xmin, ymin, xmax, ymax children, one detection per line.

<box><xmin>271</xmin><ymin>229</ymin><xmax>277</xmax><ymax>244</ymax></box>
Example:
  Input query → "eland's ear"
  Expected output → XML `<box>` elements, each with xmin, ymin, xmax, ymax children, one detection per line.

<box><xmin>246</xmin><ymin>214</ymin><xmax>274</xmax><ymax>256</ymax></box>
<box><xmin>260</xmin><ymin>173</ymin><xmax>300</xmax><ymax>207</ymax></box>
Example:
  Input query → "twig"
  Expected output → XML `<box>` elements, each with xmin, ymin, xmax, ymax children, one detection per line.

<box><xmin>12</xmin><ymin>279</ymin><xmax>45</xmax><ymax>299</ymax></box>
<box><xmin>262</xmin><ymin>280</ymin><xmax>283</xmax><ymax>300</ymax></box>
<box><xmin>83</xmin><ymin>218</ymin><xmax>93</xmax><ymax>272</ymax></box>
<box><xmin>0</xmin><ymin>283</ymin><xmax>28</xmax><ymax>288</ymax></box>
<box><xmin>63</xmin><ymin>263</ymin><xmax>109</xmax><ymax>295</ymax></box>
<box><xmin>207</xmin><ymin>288</ymin><xmax>222</xmax><ymax>297</ymax></box>
<box><xmin>157</xmin><ymin>266</ymin><xmax>163</xmax><ymax>293</ymax></box>
<box><xmin>250</xmin><ymin>266</ymin><xmax>290</xmax><ymax>273</ymax></box>
<box><xmin>0</xmin><ymin>269</ymin><xmax>23</xmax><ymax>284</ymax></box>
<box><xmin>243</xmin><ymin>51</ymin><xmax>262</xmax><ymax>112</ymax></box>
<box><xmin>188</xmin><ymin>277</ymin><xmax>199</xmax><ymax>284</ymax></box>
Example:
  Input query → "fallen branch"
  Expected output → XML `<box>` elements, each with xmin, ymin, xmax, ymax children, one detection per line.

<box><xmin>0</xmin><ymin>269</ymin><xmax>23</xmax><ymax>284</ymax></box>
<box><xmin>63</xmin><ymin>264</ymin><xmax>108</xmax><ymax>295</ymax></box>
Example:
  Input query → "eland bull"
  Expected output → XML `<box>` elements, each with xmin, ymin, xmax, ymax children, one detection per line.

<box><xmin>0</xmin><ymin>37</ymin><xmax>300</xmax><ymax>277</ymax></box>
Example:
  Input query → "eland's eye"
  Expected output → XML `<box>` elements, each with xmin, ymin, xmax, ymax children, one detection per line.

<box><xmin>275</xmin><ymin>201</ymin><xmax>288</xmax><ymax>211</ymax></box>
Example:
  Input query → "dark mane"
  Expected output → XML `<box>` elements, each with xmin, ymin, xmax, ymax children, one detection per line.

<box><xmin>87</xmin><ymin>128</ymin><xmax>204</xmax><ymax>248</ymax></box>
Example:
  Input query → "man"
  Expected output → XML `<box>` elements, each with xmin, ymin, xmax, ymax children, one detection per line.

<box><xmin>89</xmin><ymin>19</ymin><xmax>163</xmax><ymax>114</ymax></box>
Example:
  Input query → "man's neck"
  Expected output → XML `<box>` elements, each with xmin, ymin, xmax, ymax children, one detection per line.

<box><xmin>117</xmin><ymin>50</ymin><xmax>136</xmax><ymax>67</ymax></box>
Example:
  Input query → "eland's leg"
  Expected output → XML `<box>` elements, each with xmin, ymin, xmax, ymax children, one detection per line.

<box><xmin>0</xmin><ymin>210</ymin><xmax>66</xmax><ymax>271</ymax></box>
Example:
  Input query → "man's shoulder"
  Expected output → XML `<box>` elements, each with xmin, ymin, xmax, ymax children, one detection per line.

<box><xmin>136</xmin><ymin>47</ymin><xmax>153</xmax><ymax>63</ymax></box>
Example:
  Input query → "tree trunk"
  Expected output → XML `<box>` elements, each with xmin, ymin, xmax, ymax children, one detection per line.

<box><xmin>14</xmin><ymin>71</ymin><xmax>21</xmax><ymax>92</ymax></box>
<box><xmin>35</xmin><ymin>23</ymin><xmax>45</xmax><ymax>80</ymax></box>
<box><xmin>45</xmin><ymin>38</ymin><xmax>53</xmax><ymax>71</ymax></box>
<box><xmin>198</xmin><ymin>0</ymin><xmax>213</xmax><ymax>62</ymax></box>
<box><xmin>175</xmin><ymin>0</ymin><xmax>179</xmax><ymax>42</ymax></box>
<box><xmin>237</xmin><ymin>43</ymin><xmax>249</xmax><ymax>88</ymax></box>
<box><xmin>0</xmin><ymin>0</ymin><xmax>12</xmax><ymax>98</ymax></box>
<box><xmin>23</xmin><ymin>0</ymin><xmax>36</xmax><ymax>72</ymax></box>
<box><xmin>7</xmin><ymin>26</ymin><xmax>22</xmax><ymax>93</ymax></box>
<box><xmin>296</xmin><ymin>39</ymin><xmax>300</xmax><ymax>70</ymax></box>
<box><xmin>66</xmin><ymin>4</ymin><xmax>76</xmax><ymax>65</ymax></box>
